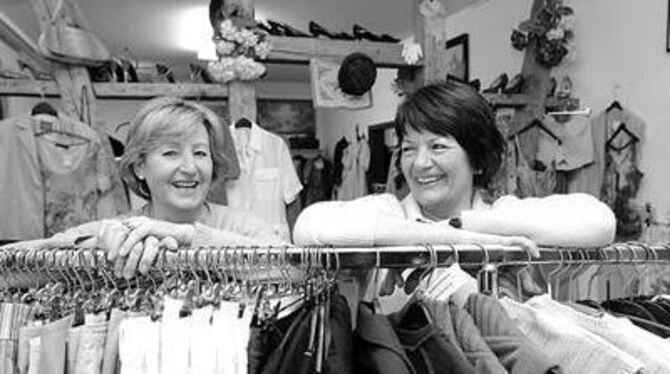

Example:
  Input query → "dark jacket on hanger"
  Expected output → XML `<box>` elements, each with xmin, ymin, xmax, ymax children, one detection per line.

<box><xmin>354</xmin><ymin>302</ymin><xmax>415</xmax><ymax>374</ymax></box>
<box><xmin>389</xmin><ymin>301</ymin><xmax>475</xmax><ymax>374</ymax></box>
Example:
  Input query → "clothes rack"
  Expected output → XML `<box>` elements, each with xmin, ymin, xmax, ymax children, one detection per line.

<box><xmin>2</xmin><ymin>242</ymin><xmax>669</xmax><ymax>274</ymax></box>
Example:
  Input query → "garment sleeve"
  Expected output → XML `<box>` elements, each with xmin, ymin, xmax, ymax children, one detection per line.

<box><xmin>192</xmin><ymin>211</ymin><xmax>287</xmax><ymax>248</ymax></box>
<box><xmin>293</xmin><ymin>193</ymin><xmax>540</xmax><ymax>249</ymax></box>
<box><xmin>460</xmin><ymin>193</ymin><xmax>616</xmax><ymax>247</ymax></box>
<box><xmin>278</xmin><ymin>140</ymin><xmax>303</xmax><ymax>204</ymax></box>
<box><xmin>293</xmin><ymin>193</ymin><xmax>404</xmax><ymax>246</ymax></box>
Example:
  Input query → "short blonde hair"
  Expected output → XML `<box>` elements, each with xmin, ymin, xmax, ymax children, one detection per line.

<box><xmin>119</xmin><ymin>96</ymin><xmax>230</xmax><ymax>200</ymax></box>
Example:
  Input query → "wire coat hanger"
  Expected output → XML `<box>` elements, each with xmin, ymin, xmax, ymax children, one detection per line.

<box><xmin>512</xmin><ymin>118</ymin><xmax>562</xmax><ymax>145</ymax></box>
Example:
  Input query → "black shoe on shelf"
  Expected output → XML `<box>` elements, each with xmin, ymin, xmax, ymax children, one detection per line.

<box><xmin>309</xmin><ymin>21</ymin><xmax>334</xmax><ymax>38</ymax></box>
<box><xmin>276</xmin><ymin>20</ymin><xmax>311</xmax><ymax>37</ymax></box>
<box><xmin>256</xmin><ymin>21</ymin><xmax>274</xmax><ymax>35</ymax></box>
<box><xmin>378</xmin><ymin>34</ymin><xmax>400</xmax><ymax>43</ymax></box>
<box><xmin>266</xmin><ymin>19</ymin><xmax>289</xmax><ymax>36</ymax></box>
<box><xmin>483</xmin><ymin>73</ymin><xmax>508</xmax><ymax>94</ymax></box>
<box><xmin>332</xmin><ymin>31</ymin><xmax>356</xmax><ymax>41</ymax></box>
<box><xmin>353</xmin><ymin>24</ymin><xmax>383</xmax><ymax>42</ymax></box>
<box><xmin>502</xmin><ymin>73</ymin><xmax>524</xmax><ymax>94</ymax></box>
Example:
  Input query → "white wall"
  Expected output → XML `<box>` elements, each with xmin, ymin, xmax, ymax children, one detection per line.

<box><xmin>316</xmin><ymin>68</ymin><xmax>402</xmax><ymax>158</ymax></box>
<box><xmin>447</xmin><ymin>0</ymin><xmax>670</xmax><ymax>216</ymax></box>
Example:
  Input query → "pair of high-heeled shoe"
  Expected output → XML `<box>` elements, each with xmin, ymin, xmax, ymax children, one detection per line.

<box><xmin>483</xmin><ymin>73</ymin><xmax>525</xmax><ymax>94</ymax></box>
<box><xmin>446</xmin><ymin>74</ymin><xmax>481</xmax><ymax>91</ymax></box>
<box><xmin>309</xmin><ymin>21</ymin><xmax>355</xmax><ymax>40</ymax></box>
<box><xmin>258</xmin><ymin>19</ymin><xmax>311</xmax><ymax>37</ymax></box>
<box><xmin>352</xmin><ymin>24</ymin><xmax>399</xmax><ymax>43</ymax></box>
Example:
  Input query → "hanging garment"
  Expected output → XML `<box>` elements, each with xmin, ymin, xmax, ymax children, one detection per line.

<box><xmin>248</xmin><ymin>308</ymin><xmax>306</xmax><ymax>374</ymax></box>
<box><xmin>0</xmin><ymin>115</ymin><xmax>129</xmax><ymax>240</ymax></box>
<box><xmin>0</xmin><ymin>303</ymin><xmax>34</xmax><ymax>374</ymax></box>
<box><xmin>528</xmin><ymin>295</ymin><xmax>670</xmax><ymax>373</ymax></box>
<box><xmin>226</xmin><ymin>121</ymin><xmax>303</xmax><ymax>241</ymax></box>
<box><xmin>353</xmin><ymin>302</ymin><xmax>414</xmax><ymax>374</ymax></box>
<box><xmin>424</xmin><ymin>299</ymin><xmax>507</xmax><ymax>374</ymax></box>
<box><xmin>499</xmin><ymin>296</ymin><xmax>643</xmax><ymax>374</ymax></box>
<box><xmin>389</xmin><ymin>300</ymin><xmax>476</xmax><ymax>374</ymax></box>
<box><xmin>336</xmin><ymin>138</ymin><xmax>370</xmax><ymax>201</ymax></box>
<box><xmin>332</xmin><ymin>137</ymin><xmax>350</xmax><ymax>192</ymax></box>
<box><xmin>302</xmin><ymin>155</ymin><xmax>333</xmax><ymax>207</ymax></box>
<box><xmin>600</xmin><ymin>139</ymin><xmax>644</xmax><ymax>240</ymax></box>
<box><xmin>567</xmin><ymin>106</ymin><xmax>645</xmax><ymax>197</ymax></box>
<box><xmin>507</xmin><ymin>135</ymin><xmax>557</xmax><ymax>198</ymax></box>
<box><xmin>464</xmin><ymin>294</ymin><xmax>562</xmax><ymax>374</ymax></box>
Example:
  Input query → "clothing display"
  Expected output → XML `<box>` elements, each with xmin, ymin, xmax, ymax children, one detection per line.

<box><xmin>293</xmin><ymin>154</ymin><xmax>333</xmax><ymax>208</ymax></box>
<box><xmin>0</xmin><ymin>114</ymin><xmax>129</xmax><ymax>241</ymax></box>
<box><xmin>226</xmin><ymin>121</ymin><xmax>303</xmax><ymax>241</ymax></box>
<box><xmin>334</xmin><ymin>136</ymin><xmax>370</xmax><ymax>201</ymax></box>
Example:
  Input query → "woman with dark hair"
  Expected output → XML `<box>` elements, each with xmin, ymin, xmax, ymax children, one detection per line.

<box><xmin>293</xmin><ymin>81</ymin><xmax>614</xmax><ymax>293</ymax></box>
<box><xmin>3</xmin><ymin>97</ymin><xmax>285</xmax><ymax>278</ymax></box>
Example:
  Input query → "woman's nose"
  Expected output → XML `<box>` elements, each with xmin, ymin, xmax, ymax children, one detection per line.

<box><xmin>413</xmin><ymin>147</ymin><xmax>433</xmax><ymax>168</ymax></box>
<box><xmin>178</xmin><ymin>155</ymin><xmax>197</xmax><ymax>173</ymax></box>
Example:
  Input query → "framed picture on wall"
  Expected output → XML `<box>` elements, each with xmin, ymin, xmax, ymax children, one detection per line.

<box><xmin>257</xmin><ymin>99</ymin><xmax>316</xmax><ymax>135</ymax></box>
<box><xmin>445</xmin><ymin>33</ymin><xmax>469</xmax><ymax>82</ymax></box>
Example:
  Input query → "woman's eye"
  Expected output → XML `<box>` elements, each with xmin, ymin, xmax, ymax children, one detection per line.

<box><xmin>401</xmin><ymin>145</ymin><xmax>416</xmax><ymax>153</ymax></box>
<box><xmin>194</xmin><ymin>150</ymin><xmax>209</xmax><ymax>157</ymax></box>
<box><xmin>432</xmin><ymin>143</ymin><xmax>449</xmax><ymax>151</ymax></box>
<box><xmin>162</xmin><ymin>150</ymin><xmax>178</xmax><ymax>157</ymax></box>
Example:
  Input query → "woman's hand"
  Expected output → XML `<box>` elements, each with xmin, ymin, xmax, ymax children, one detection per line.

<box><xmin>98</xmin><ymin>218</ymin><xmax>183</xmax><ymax>278</ymax></box>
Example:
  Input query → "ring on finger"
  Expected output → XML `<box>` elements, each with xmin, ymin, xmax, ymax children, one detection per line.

<box><xmin>121</xmin><ymin>221</ymin><xmax>135</xmax><ymax>232</ymax></box>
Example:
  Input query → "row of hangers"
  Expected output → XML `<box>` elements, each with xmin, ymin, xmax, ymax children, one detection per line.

<box><xmin>511</xmin><ymin>97</ymin><xmax>639</xmax><ymax>149</ymax></box>
<box><xmin>0</xmin><ymin>246</ymin><xmax>340</xmax><ymax>323</ymax></box>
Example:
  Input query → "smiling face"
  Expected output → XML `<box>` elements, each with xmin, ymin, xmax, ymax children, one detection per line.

<box><xmin>135</xmin><ymin>123</ymin><xmax>212</xmax><ymax>222</ymax></box>
<box><xmin>400</xmin><ymin>126</ymin><xmax>475</xmax><ymax>221</ymax></box>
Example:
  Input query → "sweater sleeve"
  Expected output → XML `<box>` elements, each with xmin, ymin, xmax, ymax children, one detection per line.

<box><xmin>460</xmin><ymin>193</ymin><xmax>616</xmax><ymax>247</ymax></box>
<box><xmin>293</xmin><ymin>194</ymin><xmax>406</xmax><ymax>246</ymax></box>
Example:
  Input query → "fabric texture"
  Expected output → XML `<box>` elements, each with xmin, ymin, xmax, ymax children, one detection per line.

<box><xmin>354</xmin><ymin>302</ymin><xmax>414</xmax><ymax>374</ymax></box>
<box><xmin>389</xmin><ymin>301</ymin><xmax>475</xmax><ymax>374</ymax></box>
<box><xmin>465</xmin><ymin>294</ymin><xmax>561</xmax><ymax>374</ymax></box>
<box><xmin>437</xmin><ymin>301</ymin><xmax>507</xmax><ymax>374</ymax></box>
<box><xmin>528</xmin><ymin>295</ymin><xmax>670</xmax><ymax>373</ymax></box>
<box><xmin>226</xmin><ymin>121</ymin><xmax>303</xmax><ymax>241</ymax></box>
<box><xmin>499</xmin><ymin>296</ymin><xmax>642</xmax><ymax>374</ymax></box>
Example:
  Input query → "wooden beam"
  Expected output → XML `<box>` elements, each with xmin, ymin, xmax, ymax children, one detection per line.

<box><xmin>0</xmin><ymin>12</ymin><xmax>51</xmax><ymax>71</ymax></box>
<box><xmin>511</xmin><ymin>0</ymin><xmax>553</xmax><ymax>161</ymax></box>
<box><xmin>0</xmin><ymin>79</ymin><xmax>314</xmax><ymax>100</ymax></box>
<box><xmin>266</xmin><ymin>36</ymin><xmax>413</xmax><ymax>67</ymax></box>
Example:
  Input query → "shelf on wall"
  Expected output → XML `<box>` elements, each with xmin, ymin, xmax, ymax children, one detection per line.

<box><xmin>0</xmin><ymin>78</ymin><xmax>312</xmax><ymax>101</ymax></box>
<box><xmin>266</xmin><ymin>36</ymin><xmax>417</xmax><ymax>68</ymax></box>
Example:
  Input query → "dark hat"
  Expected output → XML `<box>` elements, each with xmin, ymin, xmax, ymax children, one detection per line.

<box><xmin>338</xmin><ymin>52</ymin><xmax>377</xmax><ymax>96</ymax></box>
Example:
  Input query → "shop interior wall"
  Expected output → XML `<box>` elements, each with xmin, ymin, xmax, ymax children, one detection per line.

<box><xmin>5</xmin><ymin>0</ymin><xmax>670</xmax><ymax>216</ymax></box>
<box><xmin>447</xmin><ymin>0</ymin><xmax>670</xmax><ymax>219</ymax></box>
<box><xmin>317</xmin><ymin>68</ymin><xmax>402</xmax><ymax>159</ymax></box>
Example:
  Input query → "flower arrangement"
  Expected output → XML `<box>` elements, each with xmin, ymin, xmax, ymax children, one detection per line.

<box><xmin>510</xmin><ymin>0</ymin><xmax>575</xmax><ymax>67</ymax></box>
<box><xmin>207</xmin><ymin>19</ymin><xmax>272</xmax><ymax>83</ymax></box>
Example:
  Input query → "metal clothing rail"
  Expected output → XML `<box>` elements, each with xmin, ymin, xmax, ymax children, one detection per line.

<box><xmin>1</xmin><ymin>242</ymin><xmax>669</xmax><ymax>272</ymax></box>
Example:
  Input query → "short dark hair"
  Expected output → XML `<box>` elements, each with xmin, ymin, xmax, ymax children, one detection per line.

<box><xmin>120</xmin><ymin>96</ymin><xmax>231</xmax><ymax>200</ymax></box>
<box><xmin>394</xmin><ymin>80</ymin><xmax>504</xmax><ymax>189</ymax></box>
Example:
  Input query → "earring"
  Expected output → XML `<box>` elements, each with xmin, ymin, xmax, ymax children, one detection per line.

<box><xmin>137</xmin><ymin>174</ymin><xmax>145</xmax><ymax>180</ymax></box>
